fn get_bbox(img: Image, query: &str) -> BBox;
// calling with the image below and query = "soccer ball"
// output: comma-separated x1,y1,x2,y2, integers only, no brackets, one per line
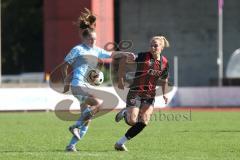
87,69,104,86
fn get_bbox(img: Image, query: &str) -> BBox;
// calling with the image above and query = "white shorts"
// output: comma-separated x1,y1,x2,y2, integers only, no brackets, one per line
71,83,92,104
70,81,104,108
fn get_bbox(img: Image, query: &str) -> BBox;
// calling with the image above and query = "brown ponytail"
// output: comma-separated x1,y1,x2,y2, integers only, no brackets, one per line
76,8,96,30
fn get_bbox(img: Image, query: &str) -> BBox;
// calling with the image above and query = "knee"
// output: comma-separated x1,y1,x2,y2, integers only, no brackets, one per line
128,119,137,126
92,100,103,114
139,114,151,125
96,99,103,107
92,97,103,107
125,114,138,126
86,97,103,107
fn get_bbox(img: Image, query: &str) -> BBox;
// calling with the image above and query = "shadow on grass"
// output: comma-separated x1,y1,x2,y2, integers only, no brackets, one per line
176,130,240,133
0,149,115,153
0,149,63,153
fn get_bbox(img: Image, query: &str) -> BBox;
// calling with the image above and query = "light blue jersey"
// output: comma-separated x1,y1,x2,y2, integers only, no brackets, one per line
64,44,111,86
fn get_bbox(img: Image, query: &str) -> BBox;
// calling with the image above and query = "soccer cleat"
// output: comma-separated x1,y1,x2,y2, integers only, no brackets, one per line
114,143,128,151
115,108,127,122
69,126,81,140
65,145,77,152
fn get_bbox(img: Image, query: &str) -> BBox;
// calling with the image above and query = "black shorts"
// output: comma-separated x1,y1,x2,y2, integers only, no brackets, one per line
126,90,155,108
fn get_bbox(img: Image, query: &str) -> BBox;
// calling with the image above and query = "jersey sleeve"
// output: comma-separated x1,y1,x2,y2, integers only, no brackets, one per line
64,48,80,65
135,52,143,62
98,48,112,58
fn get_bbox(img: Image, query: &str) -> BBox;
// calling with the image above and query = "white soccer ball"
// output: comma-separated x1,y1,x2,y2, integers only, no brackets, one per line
87,69,104,86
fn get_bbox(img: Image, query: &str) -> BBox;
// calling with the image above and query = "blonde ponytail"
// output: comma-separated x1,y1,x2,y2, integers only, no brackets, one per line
151,36,170,48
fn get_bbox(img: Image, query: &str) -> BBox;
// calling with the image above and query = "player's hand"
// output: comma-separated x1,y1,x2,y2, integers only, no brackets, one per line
126,52,135,62
63,84,70,93
118,79,125,90
163,95,168,104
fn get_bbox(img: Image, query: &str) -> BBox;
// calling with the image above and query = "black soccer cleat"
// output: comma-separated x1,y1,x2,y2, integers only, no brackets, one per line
114,143,128,151
115,108,127,122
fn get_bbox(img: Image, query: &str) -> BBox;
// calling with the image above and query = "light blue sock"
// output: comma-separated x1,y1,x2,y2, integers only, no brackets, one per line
69,136,79,146
68,108,92,146
68,126,89,146
80,125,89,138
75,107,93,128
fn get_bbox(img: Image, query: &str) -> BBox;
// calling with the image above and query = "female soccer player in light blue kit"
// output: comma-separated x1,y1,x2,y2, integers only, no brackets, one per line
63,27,112,151
62,9,134,152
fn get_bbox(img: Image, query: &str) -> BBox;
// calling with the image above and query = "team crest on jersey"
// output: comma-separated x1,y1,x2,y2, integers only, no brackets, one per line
147,69,162,76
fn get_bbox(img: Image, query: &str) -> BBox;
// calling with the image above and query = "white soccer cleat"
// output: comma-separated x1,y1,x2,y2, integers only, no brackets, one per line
115,108,127,122
114,143,128,151
69,126,81,140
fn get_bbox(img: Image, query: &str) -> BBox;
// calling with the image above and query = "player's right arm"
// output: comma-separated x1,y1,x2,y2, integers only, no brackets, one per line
158,60,169,104
62,47,79,93
61,62,71,93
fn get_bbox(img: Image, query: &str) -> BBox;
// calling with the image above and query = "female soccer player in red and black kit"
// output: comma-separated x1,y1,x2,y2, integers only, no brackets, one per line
114,36,170,151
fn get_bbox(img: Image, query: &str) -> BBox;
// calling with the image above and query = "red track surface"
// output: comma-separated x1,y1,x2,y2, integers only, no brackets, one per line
156,107,240,112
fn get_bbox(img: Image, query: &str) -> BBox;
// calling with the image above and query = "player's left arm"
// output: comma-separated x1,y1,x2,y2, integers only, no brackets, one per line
62,47,79,93
160,62,169,104
161,78,168,104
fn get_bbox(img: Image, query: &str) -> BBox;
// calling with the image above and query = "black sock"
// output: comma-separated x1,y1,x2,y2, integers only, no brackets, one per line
125,122,146,140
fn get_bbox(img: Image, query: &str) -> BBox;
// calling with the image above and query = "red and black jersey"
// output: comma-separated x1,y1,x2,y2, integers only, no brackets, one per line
129,52,169,97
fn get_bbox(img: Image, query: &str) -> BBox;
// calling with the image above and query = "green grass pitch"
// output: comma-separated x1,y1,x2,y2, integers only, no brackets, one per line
0,110,240,160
